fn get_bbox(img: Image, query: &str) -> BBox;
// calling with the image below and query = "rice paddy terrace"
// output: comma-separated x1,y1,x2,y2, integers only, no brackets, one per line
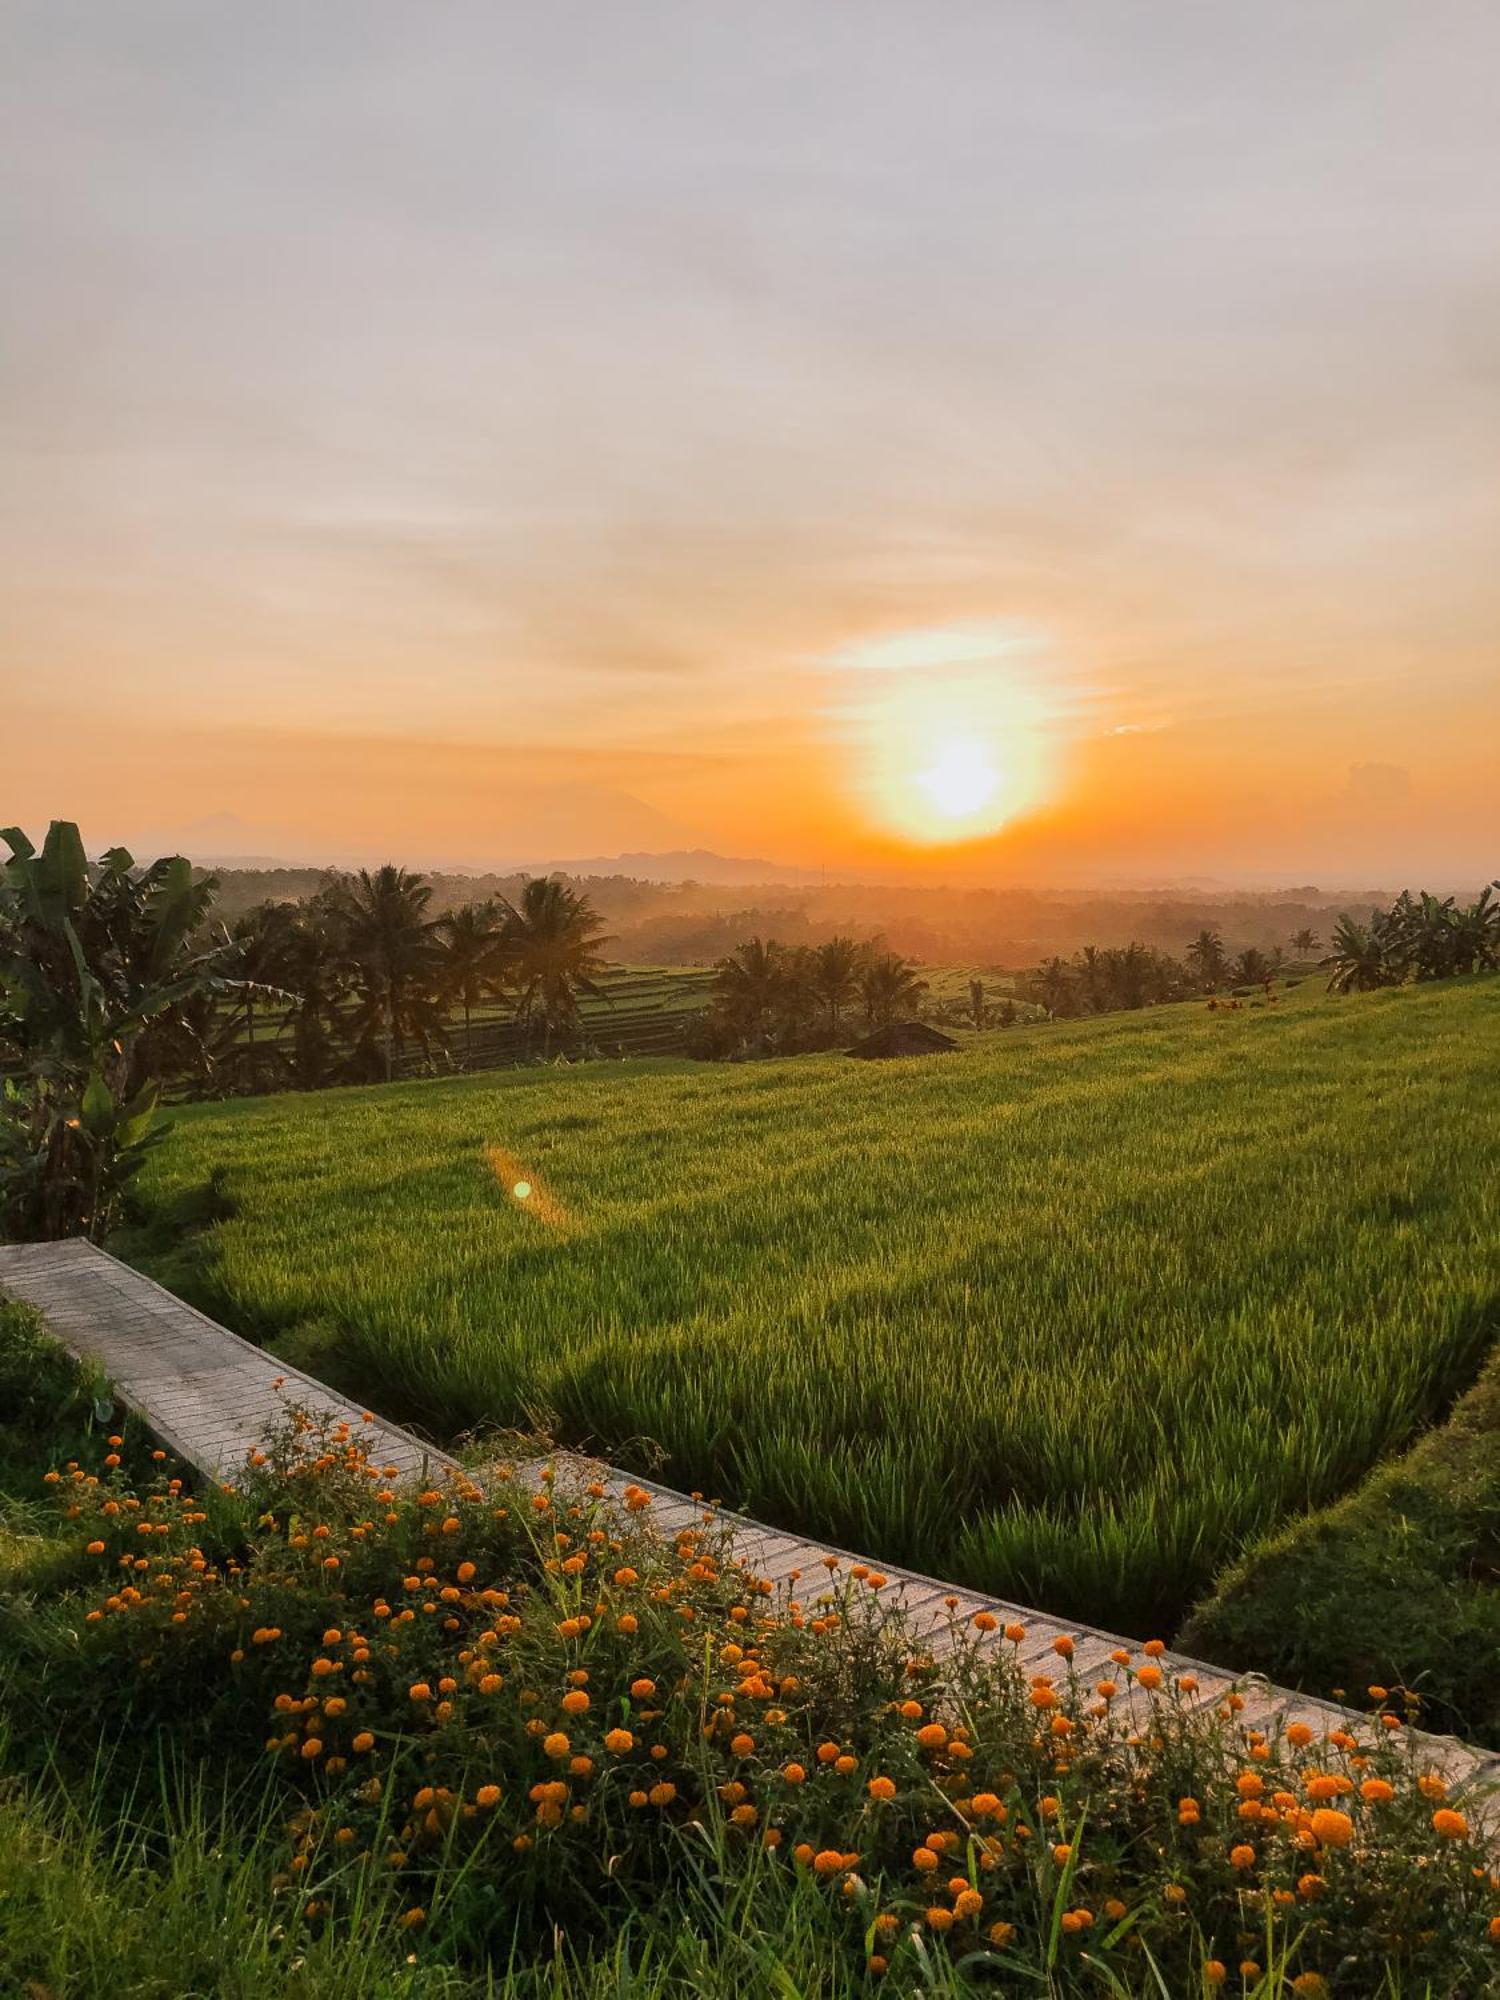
123,976,1500,1639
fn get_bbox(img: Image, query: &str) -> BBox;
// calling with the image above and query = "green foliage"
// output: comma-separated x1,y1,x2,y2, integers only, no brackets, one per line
1180,1345,1500,1749
0,821,238,1240
6,1376,1498,1999
128,979,1500,1636
696,935,929,1055
1324,885,1500,993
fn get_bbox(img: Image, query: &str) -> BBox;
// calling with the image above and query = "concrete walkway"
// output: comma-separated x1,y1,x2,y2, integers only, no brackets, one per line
3,1236,1493,1788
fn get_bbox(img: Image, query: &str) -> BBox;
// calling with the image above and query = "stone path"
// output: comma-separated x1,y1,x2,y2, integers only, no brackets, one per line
3,1237,1494,1790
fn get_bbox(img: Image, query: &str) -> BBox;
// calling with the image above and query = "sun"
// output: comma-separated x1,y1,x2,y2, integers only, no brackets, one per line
822,620,1064,847
914,738,1004,821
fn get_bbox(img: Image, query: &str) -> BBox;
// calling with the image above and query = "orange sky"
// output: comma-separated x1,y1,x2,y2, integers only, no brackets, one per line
3,6,1498,885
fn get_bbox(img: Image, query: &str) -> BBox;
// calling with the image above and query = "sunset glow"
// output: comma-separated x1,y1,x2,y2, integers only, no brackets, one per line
2,8,1498,883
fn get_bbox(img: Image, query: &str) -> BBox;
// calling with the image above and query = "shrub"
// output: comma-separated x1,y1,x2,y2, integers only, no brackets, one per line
12,1399,1500,1997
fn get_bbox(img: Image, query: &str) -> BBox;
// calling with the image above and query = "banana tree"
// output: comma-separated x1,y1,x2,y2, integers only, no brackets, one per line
1,821,239,1240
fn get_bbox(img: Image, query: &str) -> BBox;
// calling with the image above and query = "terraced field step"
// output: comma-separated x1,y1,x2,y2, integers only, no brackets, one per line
3,1238,1493,1795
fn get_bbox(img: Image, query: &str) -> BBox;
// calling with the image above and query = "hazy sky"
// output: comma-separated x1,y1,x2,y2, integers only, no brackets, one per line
3,2,1498,881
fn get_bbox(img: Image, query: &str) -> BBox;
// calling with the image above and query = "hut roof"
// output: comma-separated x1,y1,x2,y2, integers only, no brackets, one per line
844,1020,959,1060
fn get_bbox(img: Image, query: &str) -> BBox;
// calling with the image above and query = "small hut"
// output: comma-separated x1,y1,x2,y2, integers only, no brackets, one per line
845,1020,959,1060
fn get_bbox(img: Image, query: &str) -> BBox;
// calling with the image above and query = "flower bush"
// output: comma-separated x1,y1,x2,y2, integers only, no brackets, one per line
26,1401,1500,1997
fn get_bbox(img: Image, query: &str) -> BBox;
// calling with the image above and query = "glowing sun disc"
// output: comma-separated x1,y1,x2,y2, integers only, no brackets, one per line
914,740,1002,820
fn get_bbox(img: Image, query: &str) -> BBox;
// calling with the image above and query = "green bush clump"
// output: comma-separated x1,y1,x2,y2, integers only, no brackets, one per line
7,1380,1499,2000
1180,1347,1500,1749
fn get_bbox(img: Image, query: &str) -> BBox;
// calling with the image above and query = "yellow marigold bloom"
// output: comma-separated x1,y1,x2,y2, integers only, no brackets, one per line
1432,1808,1469,1840
1360,1778,1395,1804
868,1776,896,1802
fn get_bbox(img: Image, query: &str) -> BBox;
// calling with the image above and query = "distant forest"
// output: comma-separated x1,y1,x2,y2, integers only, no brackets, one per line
206,866,1408,970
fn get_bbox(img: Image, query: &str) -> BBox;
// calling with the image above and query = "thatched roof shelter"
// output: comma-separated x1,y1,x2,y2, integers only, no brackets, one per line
844,1020,959,1060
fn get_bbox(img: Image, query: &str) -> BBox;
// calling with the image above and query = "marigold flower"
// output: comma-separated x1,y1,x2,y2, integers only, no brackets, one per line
630,1678,656,1700
868,1776,896,1801
915,1723,947,1749
1135,1665,1162,1692
1204,1965,1227,1989
782,1763,806,1785
1360,1778,1395,1804
1230,1843,1256,1869
1285,1722,1314,1748
912,1845,939,1872
924,1907,953,1932
543,1732,571,1759
648,1782,676,1807
476,1784,501,1808
561,1690,590,1715
1432,1808,1469,1840
86,1539,106,1555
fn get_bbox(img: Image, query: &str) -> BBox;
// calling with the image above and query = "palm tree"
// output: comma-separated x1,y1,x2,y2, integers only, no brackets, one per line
333,865,446,1081
1233,946,1273,988
500,877,611,1054
1322,911,1397,994
710,936,789,1046
1033,956,1078,1018
1289,927,1320,958
806,936,863,1039
440,900,509,1067
858,951,929,1031
1184,928,1227,990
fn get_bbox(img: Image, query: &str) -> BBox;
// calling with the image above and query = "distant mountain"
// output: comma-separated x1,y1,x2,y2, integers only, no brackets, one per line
521,848,826,886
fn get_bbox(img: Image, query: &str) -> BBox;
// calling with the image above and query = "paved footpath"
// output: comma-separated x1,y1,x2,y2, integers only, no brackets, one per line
3,1237,1494,1791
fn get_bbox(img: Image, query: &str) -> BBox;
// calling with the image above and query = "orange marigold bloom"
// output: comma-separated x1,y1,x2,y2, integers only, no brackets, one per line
476,1784,501,1808
912,1846,939,1872
561,1690,590,1715
924,1907,953,1932
630,1678,656,1700
915,1723,947,1749
1135,1665,1162,1692
782,1763,806,1785
86,1540,106,1556
604,1728,634,1754
543,1732,571,1759
730,1733,755,1757
971,1611,997,1632
1204,1965,1227,1989
1230,1844,1256,1870
1432,1808,1469,1840
1360,1778,1394,1804
868,1776,897,1802
1285,1723,1314,1748
1310,1810,1352,1848
648,1782,676,1807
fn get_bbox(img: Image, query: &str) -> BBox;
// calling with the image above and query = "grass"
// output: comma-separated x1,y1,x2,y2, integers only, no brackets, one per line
121,977,1500,1637
1181,1340,1500,1746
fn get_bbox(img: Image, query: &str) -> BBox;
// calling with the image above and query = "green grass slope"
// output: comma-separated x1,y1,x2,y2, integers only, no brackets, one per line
125,978,1500,1635
1179,1339,1500,1746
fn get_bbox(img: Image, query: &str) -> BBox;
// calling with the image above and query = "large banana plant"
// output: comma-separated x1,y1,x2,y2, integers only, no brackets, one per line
0,821,239,1240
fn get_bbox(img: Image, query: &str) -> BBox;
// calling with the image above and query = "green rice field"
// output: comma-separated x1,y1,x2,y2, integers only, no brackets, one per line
128,977,1500,1635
